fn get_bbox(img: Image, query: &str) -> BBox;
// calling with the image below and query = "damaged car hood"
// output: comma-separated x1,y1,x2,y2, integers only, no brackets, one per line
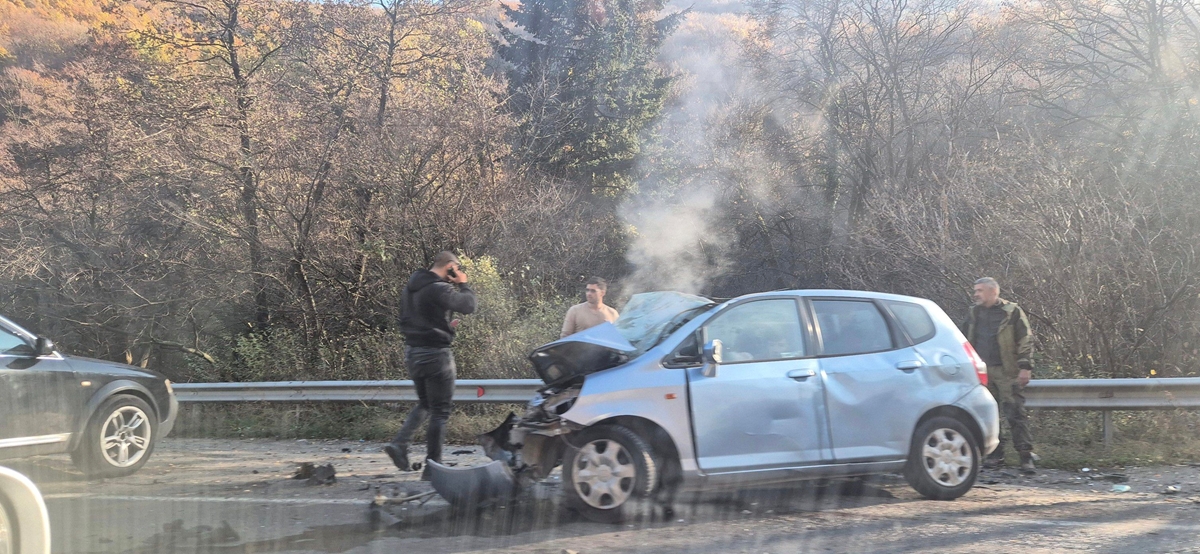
529,292,713,386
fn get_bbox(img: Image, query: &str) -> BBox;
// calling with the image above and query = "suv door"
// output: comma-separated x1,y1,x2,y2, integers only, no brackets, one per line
810,298,928,462
0,324,75,450
684,297,831,473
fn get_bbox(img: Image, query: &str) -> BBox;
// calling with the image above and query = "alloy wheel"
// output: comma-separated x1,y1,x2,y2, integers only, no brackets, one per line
100,406,153,468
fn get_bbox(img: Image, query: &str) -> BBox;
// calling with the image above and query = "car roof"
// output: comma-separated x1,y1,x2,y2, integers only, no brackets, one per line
727,289,939,306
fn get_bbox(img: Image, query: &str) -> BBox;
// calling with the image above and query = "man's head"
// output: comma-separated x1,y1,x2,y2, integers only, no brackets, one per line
973,277,1000,307
585,277,608,307
430,251,461,279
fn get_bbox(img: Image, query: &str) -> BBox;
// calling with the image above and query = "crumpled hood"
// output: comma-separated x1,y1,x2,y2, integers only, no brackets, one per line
529,292,713,386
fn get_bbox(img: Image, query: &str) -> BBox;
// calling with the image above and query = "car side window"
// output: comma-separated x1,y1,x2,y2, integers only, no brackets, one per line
885,301,936,344
0,327,31,356
812,300,893,356
703,299,806,364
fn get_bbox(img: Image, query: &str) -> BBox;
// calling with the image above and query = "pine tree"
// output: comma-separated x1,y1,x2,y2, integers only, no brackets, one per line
498,0,684,195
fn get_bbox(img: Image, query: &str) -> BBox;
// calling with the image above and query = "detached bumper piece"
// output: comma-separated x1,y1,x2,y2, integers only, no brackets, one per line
426,459,519,507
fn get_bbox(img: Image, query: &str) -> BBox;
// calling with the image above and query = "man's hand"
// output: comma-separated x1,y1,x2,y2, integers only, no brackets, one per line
1017,369,1032,387
448,268,468,285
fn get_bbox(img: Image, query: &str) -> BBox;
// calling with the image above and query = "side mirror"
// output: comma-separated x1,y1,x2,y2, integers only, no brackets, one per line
701,339,723,378
34,337,55,357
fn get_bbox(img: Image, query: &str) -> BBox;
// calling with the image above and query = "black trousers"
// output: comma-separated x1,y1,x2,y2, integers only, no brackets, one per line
391,346,456,463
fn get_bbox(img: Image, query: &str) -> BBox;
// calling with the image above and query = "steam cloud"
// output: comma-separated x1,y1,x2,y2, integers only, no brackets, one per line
620,1,754,295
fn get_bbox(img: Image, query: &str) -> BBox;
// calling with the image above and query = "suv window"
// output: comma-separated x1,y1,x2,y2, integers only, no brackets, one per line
885,301,936,344
703,299,805,363
812,300,893,356
0,327,31,356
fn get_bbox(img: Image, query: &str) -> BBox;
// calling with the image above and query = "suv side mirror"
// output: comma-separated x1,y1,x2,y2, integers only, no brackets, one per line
701,339,723,378
34,337,55,357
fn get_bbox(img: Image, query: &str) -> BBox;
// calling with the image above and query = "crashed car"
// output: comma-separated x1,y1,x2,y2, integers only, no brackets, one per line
428,290,1000,522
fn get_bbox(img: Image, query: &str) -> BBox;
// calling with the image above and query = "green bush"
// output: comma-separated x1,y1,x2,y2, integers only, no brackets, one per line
221,255,570,382
451,256,572,379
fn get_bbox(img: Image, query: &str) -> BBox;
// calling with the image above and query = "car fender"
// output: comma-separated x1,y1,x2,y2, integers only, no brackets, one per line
560,363,699,474
0,466,51,554
70,380,161,452
952,384,1001,456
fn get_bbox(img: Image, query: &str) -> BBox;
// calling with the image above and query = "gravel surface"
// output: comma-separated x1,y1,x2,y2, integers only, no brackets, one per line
7,438,1200,553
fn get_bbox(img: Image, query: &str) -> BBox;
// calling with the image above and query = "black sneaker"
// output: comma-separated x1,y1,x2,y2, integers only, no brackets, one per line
420,464,433,482
383,443,411,471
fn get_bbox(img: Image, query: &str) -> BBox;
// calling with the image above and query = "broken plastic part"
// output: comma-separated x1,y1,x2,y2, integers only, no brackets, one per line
427,460,518,506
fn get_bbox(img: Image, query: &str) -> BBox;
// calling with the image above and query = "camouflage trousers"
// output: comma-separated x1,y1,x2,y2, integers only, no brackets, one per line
986,365,1033,456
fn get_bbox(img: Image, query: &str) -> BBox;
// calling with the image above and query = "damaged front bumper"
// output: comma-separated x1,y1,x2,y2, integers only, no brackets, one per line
428,385,582,507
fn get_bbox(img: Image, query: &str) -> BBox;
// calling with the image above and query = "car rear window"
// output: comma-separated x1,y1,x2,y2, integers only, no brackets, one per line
885,301,936,344
812,300,893,356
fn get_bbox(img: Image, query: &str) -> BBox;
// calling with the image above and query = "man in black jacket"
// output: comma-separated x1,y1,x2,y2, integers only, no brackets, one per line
384,251,477,478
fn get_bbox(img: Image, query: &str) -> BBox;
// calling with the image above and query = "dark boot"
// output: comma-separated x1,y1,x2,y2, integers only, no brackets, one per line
1019,451,1037,475
383,443,411,472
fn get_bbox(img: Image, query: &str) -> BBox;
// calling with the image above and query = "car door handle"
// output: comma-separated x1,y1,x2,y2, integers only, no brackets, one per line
786,369,817,381
896,361,923,371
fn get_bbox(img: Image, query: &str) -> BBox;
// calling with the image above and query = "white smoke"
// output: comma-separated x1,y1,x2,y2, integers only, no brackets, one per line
621,3,756,295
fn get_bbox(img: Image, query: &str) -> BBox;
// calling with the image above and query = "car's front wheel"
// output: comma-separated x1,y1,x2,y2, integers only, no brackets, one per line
563,425,657,523
904,416,980,500
71,395,158,478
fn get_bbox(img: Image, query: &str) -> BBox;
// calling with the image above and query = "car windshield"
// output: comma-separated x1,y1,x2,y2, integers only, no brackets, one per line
613,292,716,354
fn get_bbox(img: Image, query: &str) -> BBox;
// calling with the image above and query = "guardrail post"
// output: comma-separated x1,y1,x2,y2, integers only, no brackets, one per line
1102,410,1113,449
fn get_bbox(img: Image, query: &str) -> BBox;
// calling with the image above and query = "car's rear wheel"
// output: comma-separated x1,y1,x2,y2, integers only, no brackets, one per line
71,395,158,479
563,425,657,523
904,416,980,500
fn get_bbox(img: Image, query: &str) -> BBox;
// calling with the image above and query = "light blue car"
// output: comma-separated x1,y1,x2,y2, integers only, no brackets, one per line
429,290,1000,523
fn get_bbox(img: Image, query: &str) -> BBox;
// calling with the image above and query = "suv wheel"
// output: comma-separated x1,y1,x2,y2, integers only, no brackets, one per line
563,425,657,523
903,416,980,500
71,395,158,478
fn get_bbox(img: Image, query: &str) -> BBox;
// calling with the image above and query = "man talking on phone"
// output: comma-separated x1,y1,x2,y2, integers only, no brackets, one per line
385,251,477,479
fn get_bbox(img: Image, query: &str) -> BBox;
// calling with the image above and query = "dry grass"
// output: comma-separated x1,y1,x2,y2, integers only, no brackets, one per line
1024,409,1200,469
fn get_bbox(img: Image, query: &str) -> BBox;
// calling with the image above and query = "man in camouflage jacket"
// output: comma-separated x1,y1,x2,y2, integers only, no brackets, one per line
961,277,1037,474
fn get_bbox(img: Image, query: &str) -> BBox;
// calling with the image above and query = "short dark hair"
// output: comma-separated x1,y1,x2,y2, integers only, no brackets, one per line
431,251,460,269
974,277,999,290
585,276,608,291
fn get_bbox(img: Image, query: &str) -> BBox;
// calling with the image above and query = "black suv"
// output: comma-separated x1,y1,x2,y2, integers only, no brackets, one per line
0,314,177,478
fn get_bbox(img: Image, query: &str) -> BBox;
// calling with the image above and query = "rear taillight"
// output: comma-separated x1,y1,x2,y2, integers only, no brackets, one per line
962,341,988,386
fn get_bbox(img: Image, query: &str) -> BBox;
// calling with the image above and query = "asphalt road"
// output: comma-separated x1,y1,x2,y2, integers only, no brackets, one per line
6,438,1200,553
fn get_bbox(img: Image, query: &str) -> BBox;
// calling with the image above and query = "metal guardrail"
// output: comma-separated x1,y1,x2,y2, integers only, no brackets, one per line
1025,377,1200,446
173,379,543,403
1024,377,1200,410
175,377,1200,447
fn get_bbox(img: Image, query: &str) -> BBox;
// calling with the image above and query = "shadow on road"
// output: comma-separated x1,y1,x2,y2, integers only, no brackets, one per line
0,458,87,486
118,477,907,554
